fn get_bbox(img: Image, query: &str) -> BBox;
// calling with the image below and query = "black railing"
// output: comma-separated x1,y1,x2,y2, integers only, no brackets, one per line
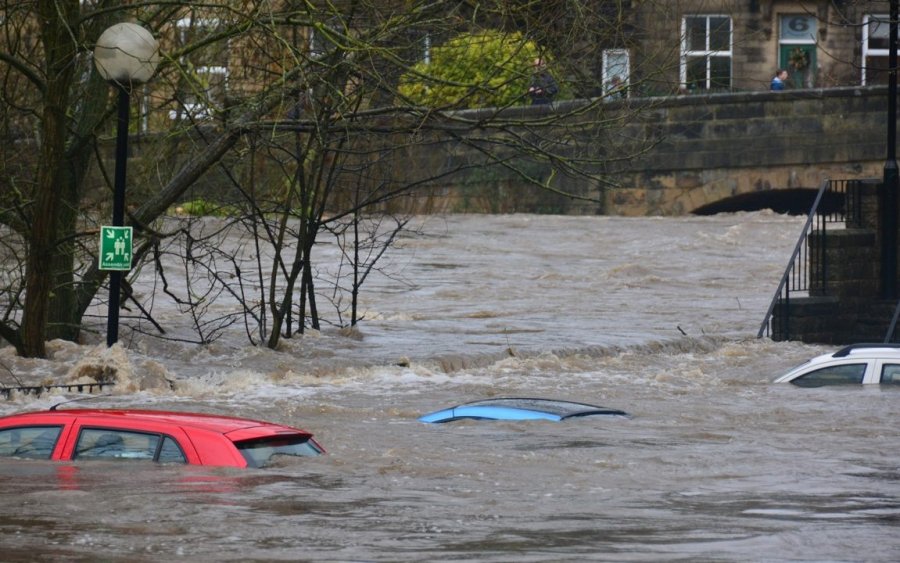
757,179,862,339
0,382,114,401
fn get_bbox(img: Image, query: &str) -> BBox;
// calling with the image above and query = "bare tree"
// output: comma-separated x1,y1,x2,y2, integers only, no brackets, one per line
0,0,670,356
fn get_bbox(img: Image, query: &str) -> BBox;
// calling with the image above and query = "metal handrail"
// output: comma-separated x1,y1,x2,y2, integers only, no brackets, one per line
886,300,900,342
757,179,857,339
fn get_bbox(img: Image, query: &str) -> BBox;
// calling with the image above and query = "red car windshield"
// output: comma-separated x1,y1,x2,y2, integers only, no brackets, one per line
234,436,324,468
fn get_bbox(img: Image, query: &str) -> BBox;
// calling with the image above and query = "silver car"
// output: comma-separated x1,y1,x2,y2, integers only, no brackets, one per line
774,343,900,386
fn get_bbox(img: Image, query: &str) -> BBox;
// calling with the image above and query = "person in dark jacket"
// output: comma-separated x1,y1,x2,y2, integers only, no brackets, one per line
528,58,559,105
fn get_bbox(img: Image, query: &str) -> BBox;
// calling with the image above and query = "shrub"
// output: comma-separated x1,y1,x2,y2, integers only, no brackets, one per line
398,30,550,109
172,199,239,217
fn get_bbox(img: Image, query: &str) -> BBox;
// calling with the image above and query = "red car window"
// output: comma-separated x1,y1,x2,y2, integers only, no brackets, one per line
0,425,63,459
74,428,186,463
158,436,187,463
235,435,324,468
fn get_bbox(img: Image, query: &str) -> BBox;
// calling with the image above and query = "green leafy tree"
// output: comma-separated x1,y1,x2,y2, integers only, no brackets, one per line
398,30,545,109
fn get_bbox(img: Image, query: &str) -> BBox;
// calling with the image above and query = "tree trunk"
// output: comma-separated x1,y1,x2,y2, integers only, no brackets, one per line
46,184,79,342
21,1,79,357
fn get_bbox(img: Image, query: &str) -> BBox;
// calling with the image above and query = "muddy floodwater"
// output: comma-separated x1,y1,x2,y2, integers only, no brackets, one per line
0,213,898,562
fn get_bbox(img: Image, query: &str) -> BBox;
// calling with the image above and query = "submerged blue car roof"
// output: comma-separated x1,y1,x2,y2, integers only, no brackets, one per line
419,398,628,423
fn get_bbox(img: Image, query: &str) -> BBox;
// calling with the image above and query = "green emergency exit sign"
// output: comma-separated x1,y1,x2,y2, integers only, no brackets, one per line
99,226,133,271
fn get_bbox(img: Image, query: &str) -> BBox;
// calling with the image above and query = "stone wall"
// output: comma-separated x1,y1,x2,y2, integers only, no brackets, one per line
412,85,894,216
609,86,891,215
113,85,897,218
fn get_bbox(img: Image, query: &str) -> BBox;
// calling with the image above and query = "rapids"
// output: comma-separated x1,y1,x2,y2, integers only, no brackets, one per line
0,212,897,561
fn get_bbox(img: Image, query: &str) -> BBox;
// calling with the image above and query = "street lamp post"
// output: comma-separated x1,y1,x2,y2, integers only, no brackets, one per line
883,1,900,300
93,23,160,346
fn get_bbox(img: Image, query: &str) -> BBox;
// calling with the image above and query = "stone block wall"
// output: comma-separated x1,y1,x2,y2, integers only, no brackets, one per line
605,87,891,215
401,86,896,216
112,86,898,218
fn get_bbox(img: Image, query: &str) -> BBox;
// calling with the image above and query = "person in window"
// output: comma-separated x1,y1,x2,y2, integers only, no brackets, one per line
770,69,788,91
607,75,626,99
528,58,559,105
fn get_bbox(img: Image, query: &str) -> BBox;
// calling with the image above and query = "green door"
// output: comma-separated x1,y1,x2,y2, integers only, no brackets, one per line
779,44,816,89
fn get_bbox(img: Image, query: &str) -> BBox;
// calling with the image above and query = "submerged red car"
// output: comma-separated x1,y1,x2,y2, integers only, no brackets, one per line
0,408,324,468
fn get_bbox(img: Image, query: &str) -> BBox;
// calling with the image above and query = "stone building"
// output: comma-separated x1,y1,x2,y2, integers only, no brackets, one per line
620,1,896,96
154,1,898,126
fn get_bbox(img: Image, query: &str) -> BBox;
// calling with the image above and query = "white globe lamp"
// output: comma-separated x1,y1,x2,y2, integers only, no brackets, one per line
93,23,160,85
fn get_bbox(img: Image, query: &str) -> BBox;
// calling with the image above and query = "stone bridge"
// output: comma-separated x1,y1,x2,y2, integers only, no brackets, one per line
417,85,893,216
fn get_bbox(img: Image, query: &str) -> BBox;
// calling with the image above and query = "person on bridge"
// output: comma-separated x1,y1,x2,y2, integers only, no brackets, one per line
770,69,788,91
528,58,559,105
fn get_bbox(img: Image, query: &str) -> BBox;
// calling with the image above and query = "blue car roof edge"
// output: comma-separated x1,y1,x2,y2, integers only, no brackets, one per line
418,408,458,423
460,397,602,407
832,342,900,357
560,409,629,419
418,399,631,423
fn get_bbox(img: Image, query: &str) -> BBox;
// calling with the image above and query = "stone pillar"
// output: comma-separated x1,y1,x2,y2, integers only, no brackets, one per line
852,179,880,230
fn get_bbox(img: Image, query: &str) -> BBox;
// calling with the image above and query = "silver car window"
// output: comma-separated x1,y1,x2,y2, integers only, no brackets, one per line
880,363,900,384
792,363,866,387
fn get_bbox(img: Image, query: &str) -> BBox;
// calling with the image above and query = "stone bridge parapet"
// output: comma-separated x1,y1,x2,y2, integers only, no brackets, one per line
416,86,892,216
112,86,894,218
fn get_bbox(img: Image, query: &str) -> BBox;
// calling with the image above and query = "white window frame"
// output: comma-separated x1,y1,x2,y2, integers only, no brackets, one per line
680,15,733,91
422,33,432,65
309,28,327,59
602,49,630,98
139,84,152,132
862,14,897,86
309,22,341,59
170,16,229,121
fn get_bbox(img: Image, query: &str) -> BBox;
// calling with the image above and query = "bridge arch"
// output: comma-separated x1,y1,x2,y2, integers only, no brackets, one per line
604,86,887,215
690,187,845,216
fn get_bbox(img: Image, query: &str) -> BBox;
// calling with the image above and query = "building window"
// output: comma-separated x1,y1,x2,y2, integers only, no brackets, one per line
309,28,328,59
170,16,229,121
400,30,432,64
863,14,897,85
422,33,432,65
138,85,152,132
681,15,732,92
309,19,343,59
602,49,629,99
780,14,817,43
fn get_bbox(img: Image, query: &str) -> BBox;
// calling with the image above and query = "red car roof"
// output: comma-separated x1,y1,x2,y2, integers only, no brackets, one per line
6,408,308,436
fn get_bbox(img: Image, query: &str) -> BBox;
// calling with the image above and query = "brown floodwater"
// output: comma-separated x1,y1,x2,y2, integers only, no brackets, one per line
1,213,897,561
